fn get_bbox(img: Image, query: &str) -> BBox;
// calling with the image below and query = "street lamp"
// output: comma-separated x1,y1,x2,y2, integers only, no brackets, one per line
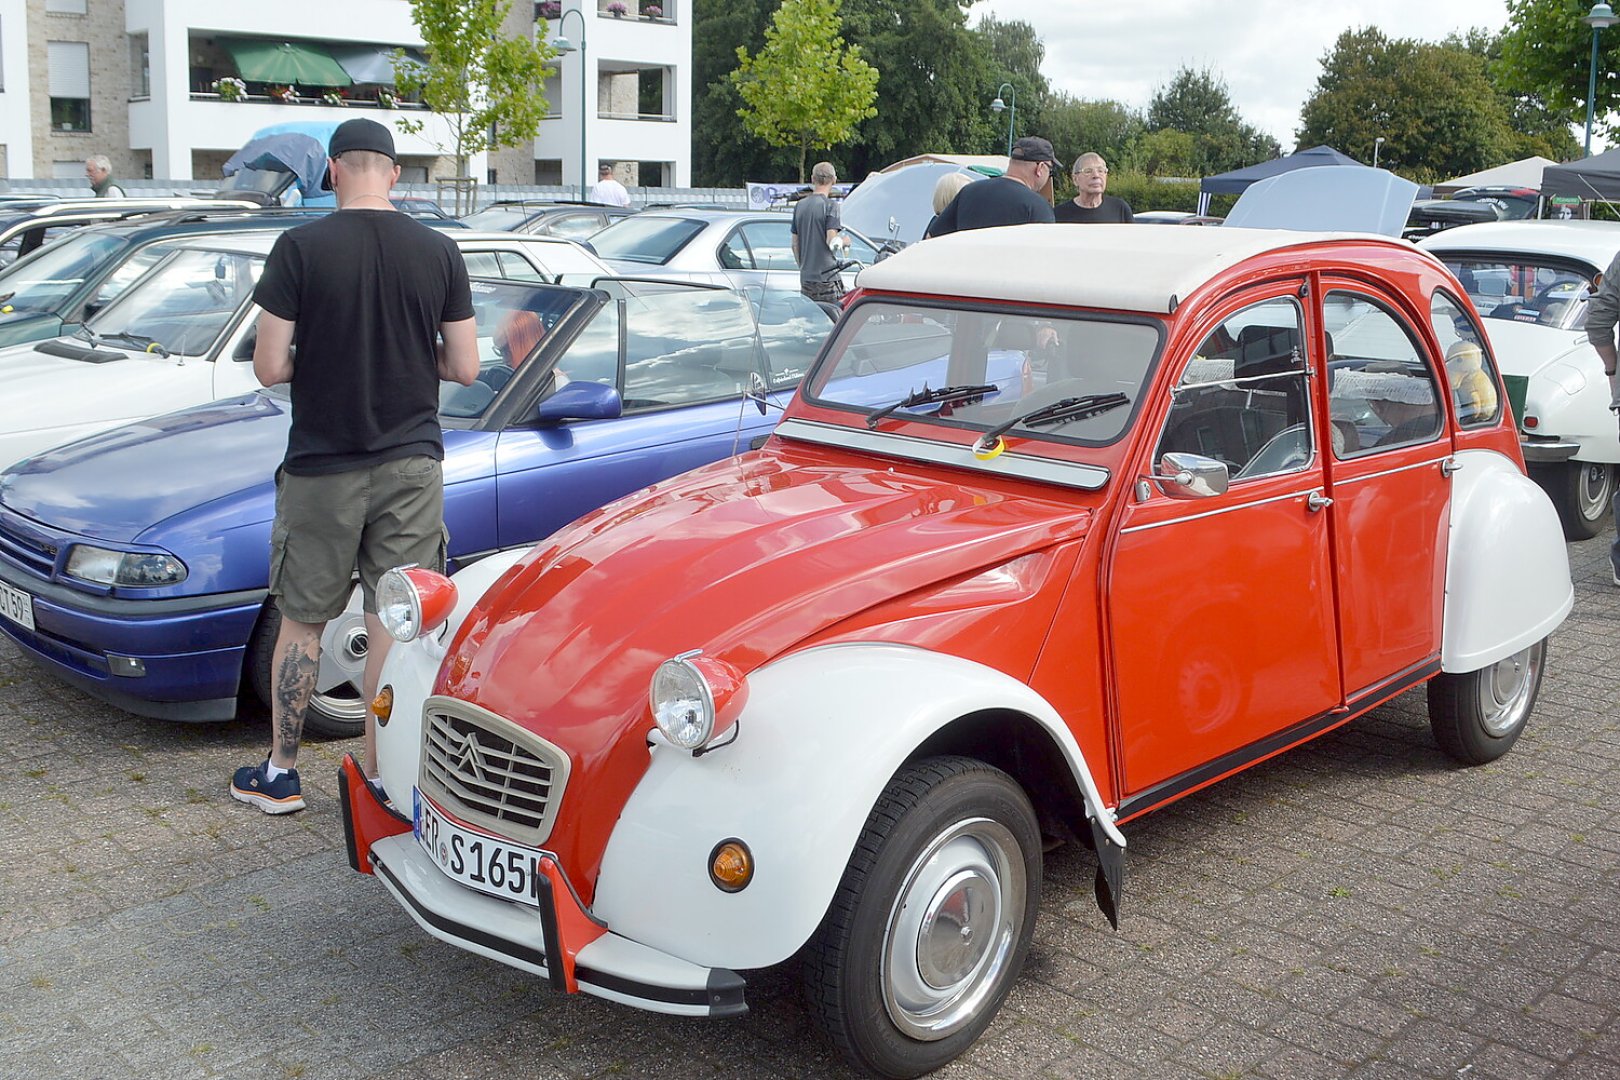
990,82,1016,158
1373,136,1385,169
1585,3,1618,157
552,6,589,200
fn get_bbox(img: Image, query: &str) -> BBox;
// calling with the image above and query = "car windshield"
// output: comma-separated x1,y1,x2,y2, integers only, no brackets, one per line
0,230,128,313
588,216,706,264
461,205,535,232
807,301,1161,446
437,280,588,420
1437,256,1595,330
85,246,264,357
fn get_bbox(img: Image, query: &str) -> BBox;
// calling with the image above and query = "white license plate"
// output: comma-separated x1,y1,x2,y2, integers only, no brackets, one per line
414,790,542,908
0,579,34,632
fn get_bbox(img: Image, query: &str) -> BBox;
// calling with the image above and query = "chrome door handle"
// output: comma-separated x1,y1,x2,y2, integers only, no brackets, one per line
1440,457,1461,477
1306,491,1333,512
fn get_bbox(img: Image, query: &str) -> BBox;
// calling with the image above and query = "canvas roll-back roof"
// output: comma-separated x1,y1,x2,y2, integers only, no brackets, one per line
856,223,1406,315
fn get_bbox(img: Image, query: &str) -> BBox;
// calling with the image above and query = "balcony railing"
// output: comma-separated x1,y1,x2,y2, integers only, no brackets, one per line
542,110,676,122
187,93,429,110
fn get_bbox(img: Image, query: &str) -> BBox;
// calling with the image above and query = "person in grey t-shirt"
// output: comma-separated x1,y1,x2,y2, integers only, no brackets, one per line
792,161,845,303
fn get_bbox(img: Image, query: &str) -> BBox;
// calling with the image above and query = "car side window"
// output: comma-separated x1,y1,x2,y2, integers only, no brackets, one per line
1429,290,1501,428
1324,291,1445,455
622,289,761,410
554,297,621,389
753,289,834,388
546,213,605,241
462,251,505,279
495,251,548,283
717,228,754,271
1156,296,1314,480
738,222,796,271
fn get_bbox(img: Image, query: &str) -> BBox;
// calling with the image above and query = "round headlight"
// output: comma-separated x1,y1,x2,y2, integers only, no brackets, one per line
65,544,187,587
376,566,457,643
650,654,714,750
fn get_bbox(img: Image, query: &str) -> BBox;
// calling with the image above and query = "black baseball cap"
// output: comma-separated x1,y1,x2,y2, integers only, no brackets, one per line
321,118,397,189
1009,136,1057,164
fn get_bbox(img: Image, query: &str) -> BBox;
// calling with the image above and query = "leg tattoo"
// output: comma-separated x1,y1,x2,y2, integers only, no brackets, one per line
273,637,320,765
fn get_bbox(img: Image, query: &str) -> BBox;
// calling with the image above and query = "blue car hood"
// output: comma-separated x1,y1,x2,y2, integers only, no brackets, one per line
0,391,289,543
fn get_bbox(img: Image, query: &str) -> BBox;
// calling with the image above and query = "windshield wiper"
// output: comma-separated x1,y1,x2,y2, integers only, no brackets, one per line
86,329,171,358
865,383,999,429
973,393,1131,450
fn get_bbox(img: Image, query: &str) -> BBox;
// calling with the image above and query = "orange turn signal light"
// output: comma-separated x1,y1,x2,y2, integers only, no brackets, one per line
371,685,394,726
709,838,753,892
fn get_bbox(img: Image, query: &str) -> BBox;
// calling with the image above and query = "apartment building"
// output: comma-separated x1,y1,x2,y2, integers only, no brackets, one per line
0,0,689,189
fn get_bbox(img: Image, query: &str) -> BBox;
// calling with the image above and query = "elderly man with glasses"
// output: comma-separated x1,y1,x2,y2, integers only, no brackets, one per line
928,136,1057,236
1056,153,1134,224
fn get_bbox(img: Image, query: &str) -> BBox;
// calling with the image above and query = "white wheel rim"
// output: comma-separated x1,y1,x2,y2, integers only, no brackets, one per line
1478,642,1541,737
880,817,1026,1041
1577,463,1612,521
312,608,369,721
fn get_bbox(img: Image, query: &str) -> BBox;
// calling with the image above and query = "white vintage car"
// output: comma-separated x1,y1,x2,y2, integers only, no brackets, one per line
0,229,612,470
1420,220,1620,538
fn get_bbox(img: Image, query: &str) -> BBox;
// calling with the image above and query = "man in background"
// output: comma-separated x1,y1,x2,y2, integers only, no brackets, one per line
928,136,1057,235
792,160,845,303
85,155,125,198
1056,153,1134,223
588,163,632,207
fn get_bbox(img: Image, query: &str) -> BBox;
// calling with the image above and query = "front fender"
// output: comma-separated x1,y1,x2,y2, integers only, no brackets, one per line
374,547,533,798
1442,449,1572,672
591,642,1120,972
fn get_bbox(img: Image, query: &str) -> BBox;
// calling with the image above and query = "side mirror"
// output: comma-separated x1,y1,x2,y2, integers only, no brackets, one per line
232,330,257,362
534,379,622,423
1150,452,1229,499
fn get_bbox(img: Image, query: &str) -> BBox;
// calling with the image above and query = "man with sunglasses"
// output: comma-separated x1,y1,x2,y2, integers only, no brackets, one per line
1056,153,1134,224
928,135,1057,236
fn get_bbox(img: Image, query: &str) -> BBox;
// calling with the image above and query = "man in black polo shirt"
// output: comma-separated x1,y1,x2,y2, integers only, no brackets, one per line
230,118,479,815
928,136,1057,235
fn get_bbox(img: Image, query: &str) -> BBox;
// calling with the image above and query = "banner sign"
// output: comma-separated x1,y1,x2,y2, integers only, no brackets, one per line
747,181,855,207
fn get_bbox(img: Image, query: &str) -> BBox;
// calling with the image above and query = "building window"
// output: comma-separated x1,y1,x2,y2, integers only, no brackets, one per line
130,33,150,99
46,0,88,14
49,41,92,132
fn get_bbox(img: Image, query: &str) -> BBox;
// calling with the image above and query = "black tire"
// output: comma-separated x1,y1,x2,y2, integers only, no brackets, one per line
1427,637,1547,765
802,756,1041,1079
246,600,368,739
1533,461,1612,541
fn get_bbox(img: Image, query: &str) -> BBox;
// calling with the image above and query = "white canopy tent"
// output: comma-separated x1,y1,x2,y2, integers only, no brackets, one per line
1434,156,1557,196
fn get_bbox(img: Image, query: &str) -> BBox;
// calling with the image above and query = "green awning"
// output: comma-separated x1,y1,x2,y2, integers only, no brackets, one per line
223,40,352,87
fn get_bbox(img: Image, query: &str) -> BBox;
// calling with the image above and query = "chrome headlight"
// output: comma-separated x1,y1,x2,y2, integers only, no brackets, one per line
650,653,715,750
649,650,749,752
376,565,458,643
65,545,187,587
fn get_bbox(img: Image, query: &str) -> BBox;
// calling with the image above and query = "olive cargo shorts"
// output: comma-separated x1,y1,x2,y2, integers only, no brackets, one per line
269,455,447,624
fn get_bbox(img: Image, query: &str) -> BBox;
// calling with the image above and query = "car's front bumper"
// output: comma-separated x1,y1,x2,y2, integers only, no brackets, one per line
338,755,747,1019
0,554,264,719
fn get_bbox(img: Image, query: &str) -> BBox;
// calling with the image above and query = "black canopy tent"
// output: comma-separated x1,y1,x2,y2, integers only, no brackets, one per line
1539,150,1620,204
1197,145,1365,214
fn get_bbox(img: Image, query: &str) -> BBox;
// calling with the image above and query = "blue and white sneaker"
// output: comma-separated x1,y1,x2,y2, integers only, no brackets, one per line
230,761,306,815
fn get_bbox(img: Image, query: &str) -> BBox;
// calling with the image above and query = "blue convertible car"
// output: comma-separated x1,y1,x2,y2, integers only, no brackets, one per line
0,276,833,734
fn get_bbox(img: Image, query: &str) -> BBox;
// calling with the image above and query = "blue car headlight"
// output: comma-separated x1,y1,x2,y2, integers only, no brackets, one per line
64,544,188,587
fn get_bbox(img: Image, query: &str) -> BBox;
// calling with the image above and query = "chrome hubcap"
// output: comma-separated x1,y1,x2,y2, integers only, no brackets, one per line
882,818,1025,1041
1479,641,1541,737
313,602,369,720
1577,463,1612,521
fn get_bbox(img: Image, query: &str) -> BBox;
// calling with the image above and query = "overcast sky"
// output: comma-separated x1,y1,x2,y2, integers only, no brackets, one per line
969,0,1515,152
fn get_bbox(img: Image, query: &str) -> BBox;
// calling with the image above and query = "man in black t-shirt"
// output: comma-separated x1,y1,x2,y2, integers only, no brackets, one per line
929,136,1057,236
1055,152,1134,224
230,118,479,816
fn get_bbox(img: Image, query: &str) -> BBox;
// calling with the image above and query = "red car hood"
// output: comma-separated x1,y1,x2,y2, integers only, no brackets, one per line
434,440,1094,888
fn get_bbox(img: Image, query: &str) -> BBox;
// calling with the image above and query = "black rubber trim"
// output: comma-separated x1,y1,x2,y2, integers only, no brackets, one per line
1117,656,1441,821
573,964,748,1013
0,555,267,616
534,872,568,993
339,768,361,873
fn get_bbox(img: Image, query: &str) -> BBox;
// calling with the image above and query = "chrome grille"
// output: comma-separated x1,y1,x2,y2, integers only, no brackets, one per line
418,696,570,847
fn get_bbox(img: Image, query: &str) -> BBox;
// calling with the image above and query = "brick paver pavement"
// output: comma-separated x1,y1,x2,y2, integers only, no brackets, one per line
1,534,1617,1080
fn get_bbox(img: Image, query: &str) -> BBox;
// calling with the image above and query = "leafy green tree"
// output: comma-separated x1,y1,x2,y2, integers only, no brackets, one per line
837,0,997,175
1498,0,1620,147
731,0,880,181
1297,28,1519,181
1146,66,1280,174
1130,128,1201,177
1453,29,1581,162
693,0,789,186
1042,95,1144,170
976,14,1050,143
393,0,556,188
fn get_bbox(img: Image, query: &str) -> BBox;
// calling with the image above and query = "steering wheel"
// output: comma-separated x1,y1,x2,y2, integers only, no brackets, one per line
1235,423,1311,480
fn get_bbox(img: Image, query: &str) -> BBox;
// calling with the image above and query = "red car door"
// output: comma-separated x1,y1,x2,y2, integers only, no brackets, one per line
1107,287,1343,812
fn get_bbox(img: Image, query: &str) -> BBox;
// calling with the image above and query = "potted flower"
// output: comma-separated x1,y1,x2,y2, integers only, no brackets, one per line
212,76,247,102
607,1,627,15
321,89,346,107
538,0,561,17
377,88,398,109
269,84,301,104
643,3,662,16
